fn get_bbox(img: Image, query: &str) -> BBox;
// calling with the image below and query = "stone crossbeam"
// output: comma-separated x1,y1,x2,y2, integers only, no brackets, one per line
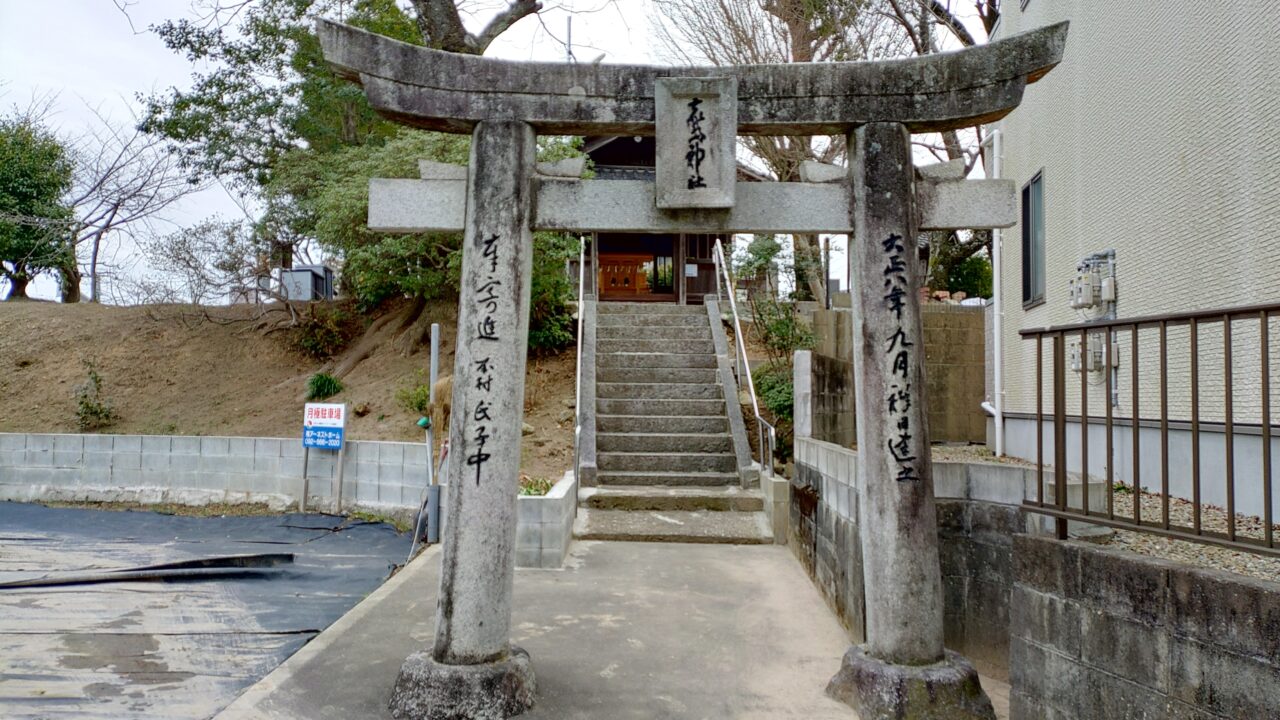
318,20,1067,136
368,177,1016,235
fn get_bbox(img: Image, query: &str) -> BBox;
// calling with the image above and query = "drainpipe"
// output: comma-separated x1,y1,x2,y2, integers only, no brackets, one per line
982,128,1006,457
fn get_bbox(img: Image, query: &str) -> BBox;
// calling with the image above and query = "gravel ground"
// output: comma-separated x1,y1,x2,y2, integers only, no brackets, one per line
1090,487,1280,583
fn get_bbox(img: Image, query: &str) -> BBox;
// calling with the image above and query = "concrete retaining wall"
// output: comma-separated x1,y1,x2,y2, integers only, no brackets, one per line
790,437,1026,678
791,436,1280,713
1011,534,1280,719
0,432,574,569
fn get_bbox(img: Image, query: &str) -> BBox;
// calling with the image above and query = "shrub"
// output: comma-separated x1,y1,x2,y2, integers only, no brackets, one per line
396,370,432,415
527,232,579,354
752,363,795,423
74,359,117,431
519,474,555,496
749,297,815,367
306,372,344,400
291,306,356,360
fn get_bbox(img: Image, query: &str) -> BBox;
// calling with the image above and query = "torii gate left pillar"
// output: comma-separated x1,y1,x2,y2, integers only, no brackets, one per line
388,121,539,719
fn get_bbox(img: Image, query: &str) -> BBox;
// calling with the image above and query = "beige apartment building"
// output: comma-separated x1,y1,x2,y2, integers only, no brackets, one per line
987,0,1280,516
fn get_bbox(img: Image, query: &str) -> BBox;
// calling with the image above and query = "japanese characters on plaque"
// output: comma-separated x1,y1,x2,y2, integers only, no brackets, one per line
466,233,502,485
685,98,708,189
654,77,737,209
881,233,919,483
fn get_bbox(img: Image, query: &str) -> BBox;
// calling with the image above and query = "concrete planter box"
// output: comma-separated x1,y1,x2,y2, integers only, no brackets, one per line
515,470,577,569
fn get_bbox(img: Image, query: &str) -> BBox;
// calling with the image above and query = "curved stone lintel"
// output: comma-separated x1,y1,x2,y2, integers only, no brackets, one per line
318,20,1068,135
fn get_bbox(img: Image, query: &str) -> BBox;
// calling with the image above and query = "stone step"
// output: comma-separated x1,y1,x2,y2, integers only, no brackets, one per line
598,338,715,354
597,398,725,416
598,303,705,315
596,382,723,400
596,324,711,340
596,432,733,454
599,451,736,473
597,314,708,328
596,415,728,434
597,470,738,487
573,508,772,544
597,367,720,384
580,486,764,512
598,352,717,369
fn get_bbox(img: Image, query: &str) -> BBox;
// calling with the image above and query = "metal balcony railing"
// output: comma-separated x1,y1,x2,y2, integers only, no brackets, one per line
1020,302,1278,557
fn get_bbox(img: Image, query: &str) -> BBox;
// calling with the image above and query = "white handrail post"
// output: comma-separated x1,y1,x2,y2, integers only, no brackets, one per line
573,234,586,485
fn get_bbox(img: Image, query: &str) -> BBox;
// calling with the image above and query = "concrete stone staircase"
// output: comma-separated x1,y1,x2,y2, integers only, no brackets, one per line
575,302,771,544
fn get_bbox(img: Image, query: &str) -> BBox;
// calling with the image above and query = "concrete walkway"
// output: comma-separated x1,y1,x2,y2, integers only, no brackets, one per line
220,541,1009,719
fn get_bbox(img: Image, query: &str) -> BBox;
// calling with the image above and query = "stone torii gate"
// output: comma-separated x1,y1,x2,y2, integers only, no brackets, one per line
320,20,1066,720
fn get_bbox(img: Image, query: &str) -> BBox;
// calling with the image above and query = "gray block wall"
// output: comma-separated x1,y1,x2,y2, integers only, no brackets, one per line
1011,534,1280,719
0,432,429,513
0,432,575,568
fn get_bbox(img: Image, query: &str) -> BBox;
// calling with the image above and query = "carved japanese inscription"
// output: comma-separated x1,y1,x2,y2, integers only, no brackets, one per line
654,77,737,209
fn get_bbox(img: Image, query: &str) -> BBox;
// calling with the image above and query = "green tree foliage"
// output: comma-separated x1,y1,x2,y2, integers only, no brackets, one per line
142,0,419,190
0,112,73,299
948,253,993,299
143,1,579,353
528,232,580,353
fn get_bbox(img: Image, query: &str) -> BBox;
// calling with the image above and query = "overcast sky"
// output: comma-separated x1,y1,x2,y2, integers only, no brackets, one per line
1,1,865,301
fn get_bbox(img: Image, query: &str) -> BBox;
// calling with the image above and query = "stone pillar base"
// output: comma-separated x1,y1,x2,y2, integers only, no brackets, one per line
825,645,995,720
389,646,535,720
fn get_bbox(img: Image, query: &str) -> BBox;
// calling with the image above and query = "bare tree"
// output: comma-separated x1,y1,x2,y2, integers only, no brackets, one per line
55,104,208,303
653,0,903,301
656,0,1002,295
878,0,1000,291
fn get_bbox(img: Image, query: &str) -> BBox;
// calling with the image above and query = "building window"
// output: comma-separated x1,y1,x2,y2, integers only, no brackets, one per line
1021,172,1045,307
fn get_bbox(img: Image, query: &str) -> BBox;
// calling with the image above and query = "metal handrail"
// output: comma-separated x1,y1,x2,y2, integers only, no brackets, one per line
712,239,777,474
572,235,586,487
1020,302,1277,557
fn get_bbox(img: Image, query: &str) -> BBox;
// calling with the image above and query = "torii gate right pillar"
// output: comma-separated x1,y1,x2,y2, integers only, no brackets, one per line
826,122,995,719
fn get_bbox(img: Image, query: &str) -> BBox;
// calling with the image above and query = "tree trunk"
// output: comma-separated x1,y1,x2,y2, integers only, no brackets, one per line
792,233,826,301
89,234,102,303
5,274,30,300
60,262,82,304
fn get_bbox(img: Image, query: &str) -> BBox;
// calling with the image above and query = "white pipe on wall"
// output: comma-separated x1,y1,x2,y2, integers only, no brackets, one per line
984,128,1006,457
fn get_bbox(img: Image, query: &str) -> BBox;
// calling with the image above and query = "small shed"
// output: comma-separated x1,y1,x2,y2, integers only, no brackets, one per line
281,265,336,302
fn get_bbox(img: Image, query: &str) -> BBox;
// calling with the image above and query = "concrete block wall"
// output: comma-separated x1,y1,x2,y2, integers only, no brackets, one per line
1011,535,1280,719
0,432,574,568
806,304,987,447
515,471,577,569
0,432,429,515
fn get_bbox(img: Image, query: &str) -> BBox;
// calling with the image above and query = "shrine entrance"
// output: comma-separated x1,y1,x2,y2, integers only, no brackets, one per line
592,232,724,304
597,234,674,302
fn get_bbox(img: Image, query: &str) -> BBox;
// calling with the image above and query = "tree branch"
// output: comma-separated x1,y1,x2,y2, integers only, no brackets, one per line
473,1,543,53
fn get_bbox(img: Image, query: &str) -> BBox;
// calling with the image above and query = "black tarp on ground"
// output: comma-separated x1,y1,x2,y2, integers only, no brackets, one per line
0,502,411,719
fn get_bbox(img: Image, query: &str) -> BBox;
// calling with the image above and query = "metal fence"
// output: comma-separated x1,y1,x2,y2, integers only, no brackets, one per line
1019,302,1277,557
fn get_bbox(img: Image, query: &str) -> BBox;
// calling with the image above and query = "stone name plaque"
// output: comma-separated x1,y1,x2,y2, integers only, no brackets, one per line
654,77,737,209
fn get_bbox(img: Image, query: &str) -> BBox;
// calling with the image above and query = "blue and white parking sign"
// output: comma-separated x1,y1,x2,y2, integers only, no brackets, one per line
303,426,345,449
303,403,347,450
